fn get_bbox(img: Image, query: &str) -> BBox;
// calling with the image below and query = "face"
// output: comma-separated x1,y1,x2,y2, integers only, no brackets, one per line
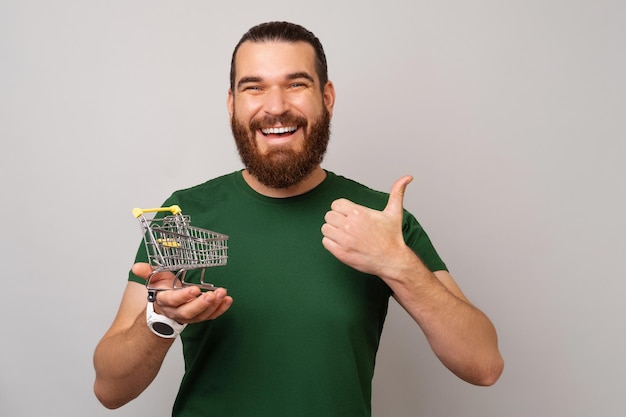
228,41,335,189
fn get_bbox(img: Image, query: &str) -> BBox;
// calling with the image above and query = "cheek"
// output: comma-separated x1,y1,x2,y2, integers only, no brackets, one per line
235,95,265,116
232,99,253,122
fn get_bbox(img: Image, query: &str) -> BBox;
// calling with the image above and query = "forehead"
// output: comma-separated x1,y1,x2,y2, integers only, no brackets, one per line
234,40,318,82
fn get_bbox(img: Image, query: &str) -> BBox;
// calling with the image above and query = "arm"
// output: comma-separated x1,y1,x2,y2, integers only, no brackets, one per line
93,264,233,409
321,176,504,386
385,253,503,386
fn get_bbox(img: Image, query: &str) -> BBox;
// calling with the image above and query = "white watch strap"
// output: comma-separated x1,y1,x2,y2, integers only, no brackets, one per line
146,302,187,338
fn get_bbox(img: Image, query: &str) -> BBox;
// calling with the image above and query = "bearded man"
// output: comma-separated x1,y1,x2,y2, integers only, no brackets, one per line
94,21,503,417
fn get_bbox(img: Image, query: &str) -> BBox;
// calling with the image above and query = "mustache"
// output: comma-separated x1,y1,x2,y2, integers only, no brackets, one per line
249,113,308,130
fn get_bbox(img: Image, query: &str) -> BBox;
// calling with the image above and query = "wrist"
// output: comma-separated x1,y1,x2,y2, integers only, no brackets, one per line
379,245,425,283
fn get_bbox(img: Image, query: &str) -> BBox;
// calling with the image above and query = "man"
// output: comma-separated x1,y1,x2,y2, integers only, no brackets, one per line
94,21,503,416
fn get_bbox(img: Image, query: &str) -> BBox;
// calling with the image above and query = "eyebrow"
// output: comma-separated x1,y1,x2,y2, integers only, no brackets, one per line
286,72,315,83
237,76,262,90
236,72,315,90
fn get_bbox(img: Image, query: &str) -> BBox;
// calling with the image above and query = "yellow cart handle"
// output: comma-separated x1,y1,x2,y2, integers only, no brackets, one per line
132,205,182,218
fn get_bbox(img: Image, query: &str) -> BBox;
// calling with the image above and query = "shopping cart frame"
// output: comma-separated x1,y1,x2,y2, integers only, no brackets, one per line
132,205,229,302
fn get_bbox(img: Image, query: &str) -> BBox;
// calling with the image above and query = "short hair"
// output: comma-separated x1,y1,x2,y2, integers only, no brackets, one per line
229,21,328,92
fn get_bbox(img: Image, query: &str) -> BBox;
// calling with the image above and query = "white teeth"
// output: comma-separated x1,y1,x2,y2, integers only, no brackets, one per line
261,126,297,135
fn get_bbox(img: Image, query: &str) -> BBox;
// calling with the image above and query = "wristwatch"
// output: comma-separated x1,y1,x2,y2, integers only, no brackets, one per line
146,302,187,338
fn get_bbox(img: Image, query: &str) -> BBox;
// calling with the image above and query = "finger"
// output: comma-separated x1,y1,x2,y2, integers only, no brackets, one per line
155,287,214,319
323,209,345,228
384,175,413,216
202,287,228,303
156,285,201,308
321,235,340,253
329,198,357,216
131,262,153,279
203,291,234,319
320,222,341,245
178,289,232,321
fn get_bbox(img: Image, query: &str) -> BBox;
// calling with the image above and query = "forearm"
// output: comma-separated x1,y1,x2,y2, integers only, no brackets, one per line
93,309,175,409
382,249,504,386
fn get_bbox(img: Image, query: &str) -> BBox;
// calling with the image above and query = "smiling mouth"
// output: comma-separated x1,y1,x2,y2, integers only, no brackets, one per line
260,126,298,136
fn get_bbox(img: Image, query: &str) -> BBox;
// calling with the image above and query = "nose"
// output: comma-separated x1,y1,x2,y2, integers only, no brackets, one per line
263,87,289,115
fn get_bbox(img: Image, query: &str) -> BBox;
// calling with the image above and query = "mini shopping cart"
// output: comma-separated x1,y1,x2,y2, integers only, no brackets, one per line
132,205,229,302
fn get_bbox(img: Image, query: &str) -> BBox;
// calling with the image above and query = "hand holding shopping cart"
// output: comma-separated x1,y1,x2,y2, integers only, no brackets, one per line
133,205,229,303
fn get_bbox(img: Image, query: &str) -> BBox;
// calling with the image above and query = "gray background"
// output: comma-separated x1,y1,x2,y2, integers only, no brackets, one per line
2,1,624,416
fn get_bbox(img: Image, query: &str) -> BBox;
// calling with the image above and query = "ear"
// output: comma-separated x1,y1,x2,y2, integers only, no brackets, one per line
323,81,336,117
227,89,234,118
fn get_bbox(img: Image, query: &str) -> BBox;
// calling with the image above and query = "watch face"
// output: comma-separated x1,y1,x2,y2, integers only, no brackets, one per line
151,322,175,336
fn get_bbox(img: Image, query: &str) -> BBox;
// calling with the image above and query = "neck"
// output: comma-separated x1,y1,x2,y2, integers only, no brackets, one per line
242,166,327,198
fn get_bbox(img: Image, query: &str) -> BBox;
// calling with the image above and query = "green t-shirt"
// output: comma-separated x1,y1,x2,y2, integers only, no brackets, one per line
130,170,447,417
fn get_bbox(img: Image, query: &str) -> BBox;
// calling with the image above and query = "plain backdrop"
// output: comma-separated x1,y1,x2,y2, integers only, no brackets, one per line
1,1,624,416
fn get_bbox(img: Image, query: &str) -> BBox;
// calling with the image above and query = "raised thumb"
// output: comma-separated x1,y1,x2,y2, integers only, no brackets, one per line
384,175,413,215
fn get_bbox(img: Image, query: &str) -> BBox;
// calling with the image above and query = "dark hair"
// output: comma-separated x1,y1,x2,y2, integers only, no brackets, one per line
229,21,328,92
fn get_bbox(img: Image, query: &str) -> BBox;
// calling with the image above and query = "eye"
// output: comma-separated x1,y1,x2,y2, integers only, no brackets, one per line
288,81,309,90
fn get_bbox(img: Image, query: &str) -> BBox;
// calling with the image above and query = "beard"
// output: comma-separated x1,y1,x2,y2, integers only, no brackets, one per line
231,107,331,189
